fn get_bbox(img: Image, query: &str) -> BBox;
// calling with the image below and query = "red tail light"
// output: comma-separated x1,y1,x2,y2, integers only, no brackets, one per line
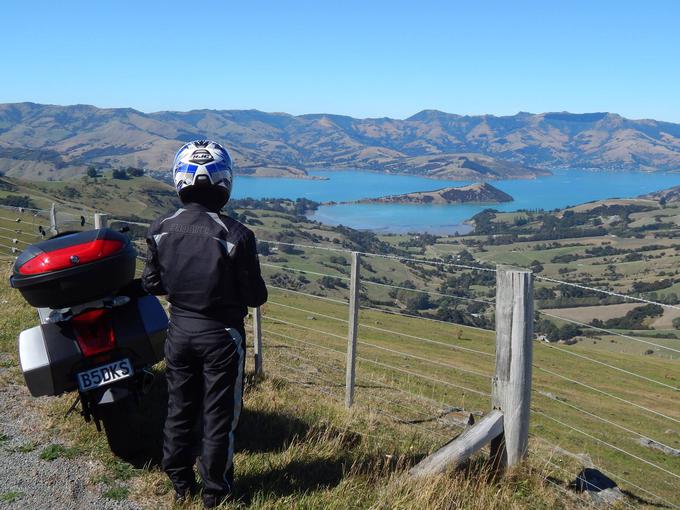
72,309,116,357
18,239,123,275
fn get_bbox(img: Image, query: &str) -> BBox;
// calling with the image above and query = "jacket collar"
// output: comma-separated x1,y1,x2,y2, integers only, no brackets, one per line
182,202,218,213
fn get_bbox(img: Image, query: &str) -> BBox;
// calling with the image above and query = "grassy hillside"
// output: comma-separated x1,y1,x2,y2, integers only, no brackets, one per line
0,264,596,510
1,178,679,507
122,199,680,507
0,173,178,220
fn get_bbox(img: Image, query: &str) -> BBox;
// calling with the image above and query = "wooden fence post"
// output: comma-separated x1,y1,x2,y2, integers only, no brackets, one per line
490,267,534,469
94,213,109,229
50,203,58,235
409,410,504,477
345,251,361,408
253,306,263,375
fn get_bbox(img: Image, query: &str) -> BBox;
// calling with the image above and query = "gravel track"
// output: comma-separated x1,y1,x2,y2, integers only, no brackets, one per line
0,367,140,510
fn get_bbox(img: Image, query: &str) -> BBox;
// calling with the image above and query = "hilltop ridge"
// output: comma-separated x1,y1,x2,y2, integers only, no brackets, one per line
351,182,513,205
3,103,680,181
641,185,680,203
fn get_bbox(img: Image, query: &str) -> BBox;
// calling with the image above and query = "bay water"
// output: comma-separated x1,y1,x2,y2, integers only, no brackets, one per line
231,169,680,234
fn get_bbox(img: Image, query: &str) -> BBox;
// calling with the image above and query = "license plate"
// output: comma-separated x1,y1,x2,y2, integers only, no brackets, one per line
76,358,134,392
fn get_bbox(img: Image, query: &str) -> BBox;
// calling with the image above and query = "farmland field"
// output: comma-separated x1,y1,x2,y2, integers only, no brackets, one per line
0,174,679,507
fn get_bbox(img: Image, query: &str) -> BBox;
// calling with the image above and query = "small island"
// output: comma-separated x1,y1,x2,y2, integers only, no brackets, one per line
348,182,513,205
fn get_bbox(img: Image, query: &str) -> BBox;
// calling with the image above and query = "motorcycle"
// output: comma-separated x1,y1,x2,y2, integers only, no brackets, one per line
9,227,167,456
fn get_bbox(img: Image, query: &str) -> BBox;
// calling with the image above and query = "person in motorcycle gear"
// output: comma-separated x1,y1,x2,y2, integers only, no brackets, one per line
142,140,267,508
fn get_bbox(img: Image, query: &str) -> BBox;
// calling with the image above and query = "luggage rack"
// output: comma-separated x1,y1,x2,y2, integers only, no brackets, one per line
37,295,132,324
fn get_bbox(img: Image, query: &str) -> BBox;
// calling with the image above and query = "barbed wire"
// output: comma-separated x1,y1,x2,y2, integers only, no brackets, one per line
533,409,680,481
258,238,349,254
259,234,680,317
362,278,495,306
257,238,498,273
263,327,479,417
267,342,346,377
356,355,492,398
266,299,494,375
263,314,347,341
266,358,343,389
0,243,20,254
359,393,455,442
358,250,498,273
357,337,491,379
541,476,596,509
267,300,349,323
357,388,452,427
536,274,680,311
533,363,680,426
268,283,495,326
531,434,680,510
540,458,636,510
354,366,473,419
261,262,351,281
534,339,679,392
532,388,677,457
0,204,49,215
0,225,37,236
538,309,680,355
358,320,496,358
266,360,452,447
0,234,30,246
0,215,28,223
267,284,349,305
359,304,495,334
261,328,346,359
262,313,491,396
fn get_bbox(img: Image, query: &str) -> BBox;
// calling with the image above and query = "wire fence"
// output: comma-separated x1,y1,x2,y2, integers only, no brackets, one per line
2,204,678,506
247,237,680,507
0,203,95,257
57,222,680,505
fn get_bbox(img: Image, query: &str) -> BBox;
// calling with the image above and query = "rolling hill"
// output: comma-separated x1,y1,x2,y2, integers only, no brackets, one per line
2,103,680,182
641,185,680,203
352,182,513,204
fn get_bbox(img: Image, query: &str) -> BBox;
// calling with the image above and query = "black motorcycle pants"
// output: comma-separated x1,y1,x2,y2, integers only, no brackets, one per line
162,319,246,498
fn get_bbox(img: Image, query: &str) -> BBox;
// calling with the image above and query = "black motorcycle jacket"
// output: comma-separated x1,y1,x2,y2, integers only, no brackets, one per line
141,202,268,324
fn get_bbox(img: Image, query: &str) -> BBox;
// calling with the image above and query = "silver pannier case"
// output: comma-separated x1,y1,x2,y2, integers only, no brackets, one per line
19,295,167,397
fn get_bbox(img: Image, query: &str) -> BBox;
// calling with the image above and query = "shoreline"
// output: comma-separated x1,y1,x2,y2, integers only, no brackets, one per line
237,167,680,235
305,167,550,181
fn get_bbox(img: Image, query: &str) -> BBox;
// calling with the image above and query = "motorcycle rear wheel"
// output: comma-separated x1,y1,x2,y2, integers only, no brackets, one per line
98,398,137,459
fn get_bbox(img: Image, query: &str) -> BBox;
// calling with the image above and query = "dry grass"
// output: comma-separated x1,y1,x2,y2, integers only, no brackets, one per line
29,369,606,510
113,375,604,510
0,261,648,509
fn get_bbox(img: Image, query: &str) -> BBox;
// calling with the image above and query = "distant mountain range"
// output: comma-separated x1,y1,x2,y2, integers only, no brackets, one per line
1,102,680,181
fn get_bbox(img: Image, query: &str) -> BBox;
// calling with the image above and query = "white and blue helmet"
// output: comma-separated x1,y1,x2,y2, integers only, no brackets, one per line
172,140,233,201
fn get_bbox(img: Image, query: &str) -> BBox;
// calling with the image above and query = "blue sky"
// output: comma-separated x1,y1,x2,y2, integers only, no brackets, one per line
2,0,679,121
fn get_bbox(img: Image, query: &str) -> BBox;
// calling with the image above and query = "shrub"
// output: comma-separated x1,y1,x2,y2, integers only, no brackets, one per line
0,195,35,208
112,169,129,180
